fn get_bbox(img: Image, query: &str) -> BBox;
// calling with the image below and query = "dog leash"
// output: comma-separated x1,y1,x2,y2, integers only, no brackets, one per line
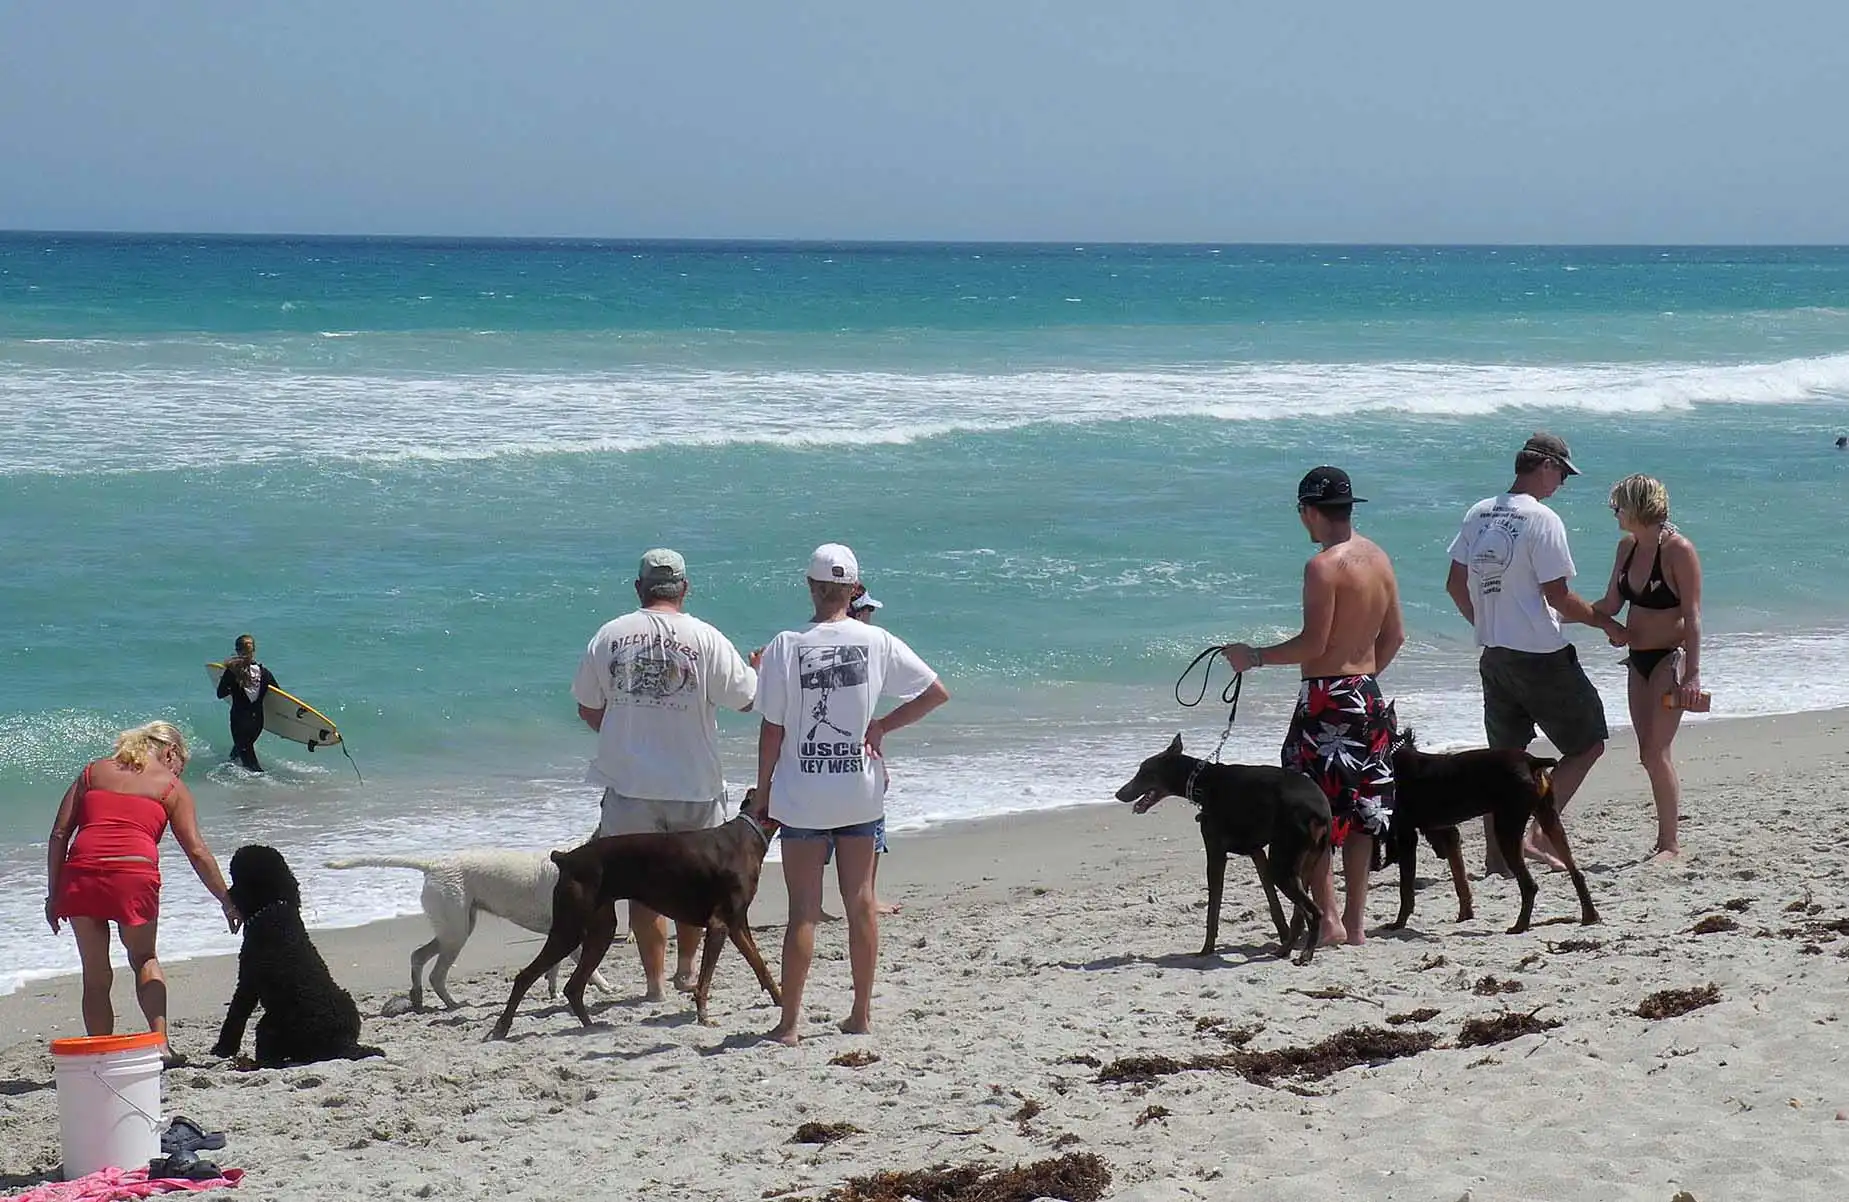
1175,646,1244,802
1175,644,1241,710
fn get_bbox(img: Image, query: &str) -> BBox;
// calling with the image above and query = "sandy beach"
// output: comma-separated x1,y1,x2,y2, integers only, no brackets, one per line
4,708,1847,1201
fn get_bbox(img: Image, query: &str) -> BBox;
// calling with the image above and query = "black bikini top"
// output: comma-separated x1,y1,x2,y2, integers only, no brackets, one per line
1618,538,1681,610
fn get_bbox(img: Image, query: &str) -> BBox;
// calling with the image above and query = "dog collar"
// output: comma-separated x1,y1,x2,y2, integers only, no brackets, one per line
243,900,291,924
1182,758,1208,806
739,812,773,848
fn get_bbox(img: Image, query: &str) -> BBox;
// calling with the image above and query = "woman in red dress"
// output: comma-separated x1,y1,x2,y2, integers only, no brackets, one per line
46,721,241,1066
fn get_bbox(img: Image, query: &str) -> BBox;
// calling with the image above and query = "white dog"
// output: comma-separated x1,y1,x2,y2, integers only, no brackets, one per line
325,850,618,1010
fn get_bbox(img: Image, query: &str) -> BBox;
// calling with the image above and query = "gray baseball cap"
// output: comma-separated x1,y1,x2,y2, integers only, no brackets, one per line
637,548,687,585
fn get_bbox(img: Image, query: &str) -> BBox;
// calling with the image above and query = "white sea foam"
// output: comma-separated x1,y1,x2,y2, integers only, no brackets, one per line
3,354,1848,474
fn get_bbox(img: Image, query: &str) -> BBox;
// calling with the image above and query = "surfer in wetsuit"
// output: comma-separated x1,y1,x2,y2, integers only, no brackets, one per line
216,634,277,772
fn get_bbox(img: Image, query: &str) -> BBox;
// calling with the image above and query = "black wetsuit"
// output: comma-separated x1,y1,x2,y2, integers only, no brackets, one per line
217,661,277,772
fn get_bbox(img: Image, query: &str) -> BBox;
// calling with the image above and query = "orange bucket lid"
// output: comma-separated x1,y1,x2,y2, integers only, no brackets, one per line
50,1031,166,1056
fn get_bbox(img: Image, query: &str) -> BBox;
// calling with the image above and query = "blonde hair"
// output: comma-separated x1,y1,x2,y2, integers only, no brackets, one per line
113,721,189,771
1609,474,1670,525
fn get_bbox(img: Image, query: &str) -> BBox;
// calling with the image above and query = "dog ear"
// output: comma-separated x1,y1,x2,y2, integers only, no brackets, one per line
1167,732,1183,754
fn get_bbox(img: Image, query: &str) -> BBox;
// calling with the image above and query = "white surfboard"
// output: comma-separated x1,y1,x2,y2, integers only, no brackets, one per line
206,663,343,749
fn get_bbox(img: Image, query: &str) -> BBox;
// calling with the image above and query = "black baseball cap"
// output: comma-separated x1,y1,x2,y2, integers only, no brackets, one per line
1297,466,1367,507
1521,432,1580,476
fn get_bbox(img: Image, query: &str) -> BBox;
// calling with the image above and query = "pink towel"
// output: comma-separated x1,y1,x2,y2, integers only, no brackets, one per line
4,1166,244,1202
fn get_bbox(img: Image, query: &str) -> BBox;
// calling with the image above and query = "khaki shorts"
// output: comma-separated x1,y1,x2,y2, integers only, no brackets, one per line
597,790,729,838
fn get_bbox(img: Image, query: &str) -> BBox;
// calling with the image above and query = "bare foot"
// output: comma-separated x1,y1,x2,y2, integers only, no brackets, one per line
1521,834,1567,872
642,983,665,1002
1646,846,1680,864
671,971,697,994
1318,922,1347,947
765,1024,800,1047
1344,929,1367,947
819,910,843,923
838,1013,871,1035
876,900,902,916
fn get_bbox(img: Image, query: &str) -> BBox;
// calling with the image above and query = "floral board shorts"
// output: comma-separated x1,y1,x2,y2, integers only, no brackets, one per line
1280,674,1397,853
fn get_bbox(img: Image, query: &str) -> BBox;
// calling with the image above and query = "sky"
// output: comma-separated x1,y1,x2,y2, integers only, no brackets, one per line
2,1,1846,242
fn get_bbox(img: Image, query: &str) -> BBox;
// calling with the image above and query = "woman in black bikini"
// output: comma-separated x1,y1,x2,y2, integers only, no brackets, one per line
1592,474,1704,860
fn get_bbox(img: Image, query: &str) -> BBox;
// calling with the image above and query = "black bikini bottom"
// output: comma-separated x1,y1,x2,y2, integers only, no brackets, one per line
1626,646,1679,679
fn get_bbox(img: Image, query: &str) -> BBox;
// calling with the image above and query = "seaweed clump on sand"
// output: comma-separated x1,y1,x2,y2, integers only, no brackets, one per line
1229,1027,1437,1086
824,1152,1111,1202
791,1122,861,1145
1637,984,1721,1020
1094,1053,1231,1084
1387,1008,1441,1025
1457,1011,1562,1048
1691,915,1739,935
1097,1027,1436,1089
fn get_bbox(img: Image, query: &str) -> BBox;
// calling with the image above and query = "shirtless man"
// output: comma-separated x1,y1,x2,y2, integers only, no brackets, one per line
1222,467,1405,947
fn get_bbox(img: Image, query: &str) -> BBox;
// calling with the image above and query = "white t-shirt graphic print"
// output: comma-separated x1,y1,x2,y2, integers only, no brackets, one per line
571,609,757,802
1448,492,1577,654
757,619,938,830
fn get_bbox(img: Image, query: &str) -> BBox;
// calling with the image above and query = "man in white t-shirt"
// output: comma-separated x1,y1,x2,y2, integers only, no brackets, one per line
571,548,757,1000
1445,433,1627,873
751,544,949,1045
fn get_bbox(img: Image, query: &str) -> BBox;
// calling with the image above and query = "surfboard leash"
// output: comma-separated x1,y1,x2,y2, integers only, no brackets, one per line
340,741,364,784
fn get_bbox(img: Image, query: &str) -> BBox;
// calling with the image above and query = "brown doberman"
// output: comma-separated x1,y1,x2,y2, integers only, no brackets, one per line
1386,727,1600,934
489,794,781,1039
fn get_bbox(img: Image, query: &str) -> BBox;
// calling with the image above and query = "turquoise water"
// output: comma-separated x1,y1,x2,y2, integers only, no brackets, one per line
5,235,1848,990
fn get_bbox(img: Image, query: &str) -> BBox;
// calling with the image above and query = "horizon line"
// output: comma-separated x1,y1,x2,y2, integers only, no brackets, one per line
4,228,1849,250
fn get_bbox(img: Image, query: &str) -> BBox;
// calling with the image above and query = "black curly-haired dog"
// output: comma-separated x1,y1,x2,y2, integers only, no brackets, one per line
211,844,383,1067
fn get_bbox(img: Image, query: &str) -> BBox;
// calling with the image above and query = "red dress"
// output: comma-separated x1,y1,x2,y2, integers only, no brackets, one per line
54,769,172,926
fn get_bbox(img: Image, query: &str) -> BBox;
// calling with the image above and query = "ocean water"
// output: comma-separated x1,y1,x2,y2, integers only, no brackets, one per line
4,235,1848,993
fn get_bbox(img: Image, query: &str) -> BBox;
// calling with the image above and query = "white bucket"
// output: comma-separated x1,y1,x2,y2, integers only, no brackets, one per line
50,1032,164,1179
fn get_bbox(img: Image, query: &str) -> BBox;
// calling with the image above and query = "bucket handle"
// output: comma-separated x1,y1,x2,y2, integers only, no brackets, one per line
84,1061,161,1127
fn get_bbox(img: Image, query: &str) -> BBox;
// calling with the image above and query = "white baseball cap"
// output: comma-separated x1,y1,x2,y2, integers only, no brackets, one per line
807,543,860,584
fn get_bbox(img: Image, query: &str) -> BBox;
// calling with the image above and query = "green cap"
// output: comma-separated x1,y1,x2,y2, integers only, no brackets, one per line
637,548,687,585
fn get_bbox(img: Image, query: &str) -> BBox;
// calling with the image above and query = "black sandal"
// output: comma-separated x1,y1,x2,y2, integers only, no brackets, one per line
162,1116,227,1155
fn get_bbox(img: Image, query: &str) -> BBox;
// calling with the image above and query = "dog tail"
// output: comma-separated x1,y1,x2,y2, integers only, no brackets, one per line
324,855,442,874
550,847,595,879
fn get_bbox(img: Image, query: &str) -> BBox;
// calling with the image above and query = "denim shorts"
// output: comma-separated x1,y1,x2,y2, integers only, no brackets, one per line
781,817,888,860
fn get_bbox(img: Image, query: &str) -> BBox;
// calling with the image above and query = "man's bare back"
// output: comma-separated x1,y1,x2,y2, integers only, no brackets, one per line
1300,534,1402,679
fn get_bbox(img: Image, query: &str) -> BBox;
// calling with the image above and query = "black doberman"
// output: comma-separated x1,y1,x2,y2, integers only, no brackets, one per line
1116,734,1331,965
